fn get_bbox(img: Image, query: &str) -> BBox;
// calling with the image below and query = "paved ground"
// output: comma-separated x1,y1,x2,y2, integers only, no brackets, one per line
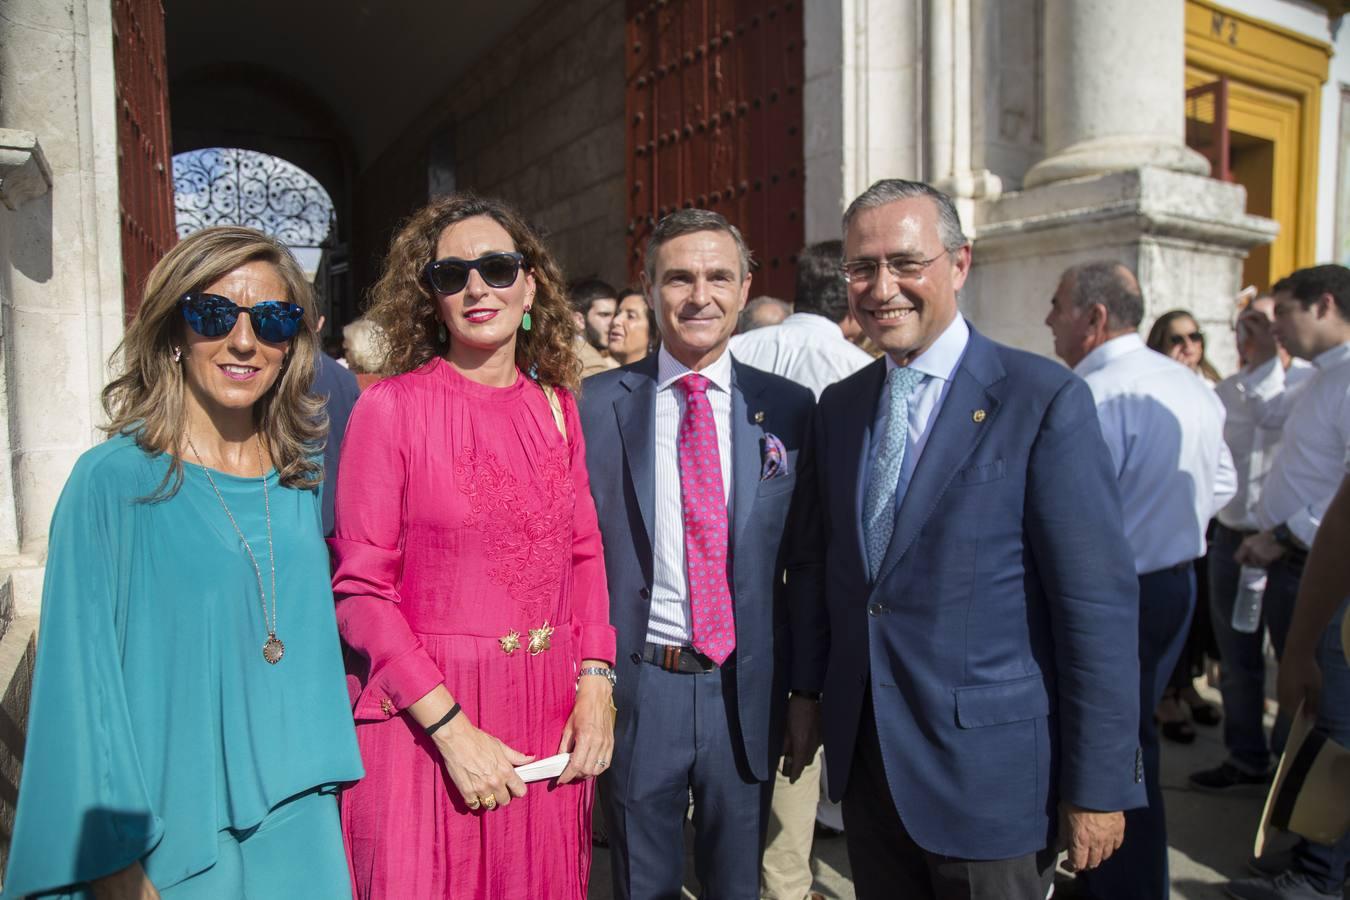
587,681,1349,899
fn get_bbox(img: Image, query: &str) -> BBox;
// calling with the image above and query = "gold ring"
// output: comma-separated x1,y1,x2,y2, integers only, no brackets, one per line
466,797,481,810
482,795,498,810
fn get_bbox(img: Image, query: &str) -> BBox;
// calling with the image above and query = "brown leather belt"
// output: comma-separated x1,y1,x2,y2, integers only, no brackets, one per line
642,642,717,674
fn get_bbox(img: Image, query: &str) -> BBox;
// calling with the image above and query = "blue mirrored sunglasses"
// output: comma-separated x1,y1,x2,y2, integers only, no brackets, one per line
179,292,305,343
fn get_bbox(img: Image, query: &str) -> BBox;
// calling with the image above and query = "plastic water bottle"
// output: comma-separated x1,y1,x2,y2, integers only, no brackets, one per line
1231,565,1268,634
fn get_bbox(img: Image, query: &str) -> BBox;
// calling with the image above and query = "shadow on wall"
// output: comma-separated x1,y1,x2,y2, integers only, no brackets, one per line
8,191,53,284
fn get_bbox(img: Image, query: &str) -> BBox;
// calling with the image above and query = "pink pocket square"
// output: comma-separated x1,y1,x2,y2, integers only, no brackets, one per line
760,433,789,480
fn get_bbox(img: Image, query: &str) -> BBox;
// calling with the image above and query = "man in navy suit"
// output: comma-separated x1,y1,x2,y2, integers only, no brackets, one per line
579,209,820,898
794,179,1146,899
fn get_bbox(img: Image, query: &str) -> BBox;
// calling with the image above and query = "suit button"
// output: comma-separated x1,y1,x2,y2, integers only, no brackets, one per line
639,587,651,599
867,601,885,616
630,652,642,665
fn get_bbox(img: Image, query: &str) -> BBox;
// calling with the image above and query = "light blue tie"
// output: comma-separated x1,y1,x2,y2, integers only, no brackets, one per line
863,366,925,581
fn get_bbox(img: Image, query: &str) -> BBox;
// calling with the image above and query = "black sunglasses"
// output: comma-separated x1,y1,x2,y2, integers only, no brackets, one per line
1168,330,1204,348
179,292,305,343
423,252,526,296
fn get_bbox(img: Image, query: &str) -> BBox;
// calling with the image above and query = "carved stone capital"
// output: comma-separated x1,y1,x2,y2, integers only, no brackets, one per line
0,130,53,211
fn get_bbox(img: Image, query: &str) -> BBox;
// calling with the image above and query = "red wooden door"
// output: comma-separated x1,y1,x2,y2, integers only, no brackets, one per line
113,0,176,320
626,0,804,298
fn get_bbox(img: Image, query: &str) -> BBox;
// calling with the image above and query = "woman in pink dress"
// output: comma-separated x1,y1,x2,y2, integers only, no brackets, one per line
331,194,616,898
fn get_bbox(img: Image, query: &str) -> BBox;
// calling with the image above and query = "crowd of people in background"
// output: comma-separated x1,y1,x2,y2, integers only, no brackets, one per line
5,176,1349,900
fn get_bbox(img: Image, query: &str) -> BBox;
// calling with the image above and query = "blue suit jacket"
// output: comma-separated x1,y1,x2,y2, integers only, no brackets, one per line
795,327,1146,859
578,355,816,782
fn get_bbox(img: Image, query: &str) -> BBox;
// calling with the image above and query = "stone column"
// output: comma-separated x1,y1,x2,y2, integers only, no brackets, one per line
1023,0,1209,188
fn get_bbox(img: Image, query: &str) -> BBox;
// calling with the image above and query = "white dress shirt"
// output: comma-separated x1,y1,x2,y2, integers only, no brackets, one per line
1075,334,1237,574
647,345,735,647
729,312,874,398
864,314,971,519
1214,357,1315,531
1256,341,1350,546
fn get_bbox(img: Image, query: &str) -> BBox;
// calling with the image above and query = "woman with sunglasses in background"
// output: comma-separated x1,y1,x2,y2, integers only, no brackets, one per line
332,194,615,899
1146,308,1226,745
3,227,363,899
1148,308,1223,384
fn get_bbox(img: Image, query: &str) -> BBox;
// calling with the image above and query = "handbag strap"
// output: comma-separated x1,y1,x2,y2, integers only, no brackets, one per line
541,384,567,441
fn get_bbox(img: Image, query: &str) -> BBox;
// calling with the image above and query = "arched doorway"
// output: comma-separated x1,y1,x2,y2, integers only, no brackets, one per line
172,147,346,331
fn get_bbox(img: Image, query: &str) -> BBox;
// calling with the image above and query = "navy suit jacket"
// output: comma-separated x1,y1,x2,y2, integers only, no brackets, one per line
794,326,1146,859
578,355,816,782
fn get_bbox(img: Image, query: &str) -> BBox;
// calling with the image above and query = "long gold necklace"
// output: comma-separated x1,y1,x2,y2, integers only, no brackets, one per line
186,434,284,664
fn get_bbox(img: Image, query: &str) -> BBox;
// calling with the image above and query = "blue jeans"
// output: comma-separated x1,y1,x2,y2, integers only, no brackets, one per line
1292,597,1350,894
1208,525,1300,772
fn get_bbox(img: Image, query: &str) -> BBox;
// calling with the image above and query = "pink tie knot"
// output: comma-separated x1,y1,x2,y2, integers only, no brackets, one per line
680,373,711,396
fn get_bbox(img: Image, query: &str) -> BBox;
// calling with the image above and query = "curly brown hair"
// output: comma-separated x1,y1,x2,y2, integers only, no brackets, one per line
101,225,325,499
367,194,580,391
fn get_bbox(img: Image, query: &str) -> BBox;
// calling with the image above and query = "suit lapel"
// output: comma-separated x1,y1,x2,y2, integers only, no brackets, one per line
730,362,765,550
873,331,1005,586
614,358,659,550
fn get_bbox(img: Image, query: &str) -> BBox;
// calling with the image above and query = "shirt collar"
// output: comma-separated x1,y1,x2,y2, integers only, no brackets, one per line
883,313,970,382
1073,332,1144,378
1312,340,1350,371
657,343,734,393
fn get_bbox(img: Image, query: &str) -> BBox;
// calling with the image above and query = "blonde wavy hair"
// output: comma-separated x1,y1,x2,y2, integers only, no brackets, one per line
367,194,580,391
101,225,325,499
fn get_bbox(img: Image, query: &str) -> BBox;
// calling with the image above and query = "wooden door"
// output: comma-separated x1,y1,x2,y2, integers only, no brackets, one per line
113,0,176,319
626,0,804,298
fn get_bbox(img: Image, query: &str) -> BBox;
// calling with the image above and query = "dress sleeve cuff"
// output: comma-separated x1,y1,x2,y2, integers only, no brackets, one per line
578,622,617,666
1237,356,1283,399
375,646,446,710
1286,508,1319,549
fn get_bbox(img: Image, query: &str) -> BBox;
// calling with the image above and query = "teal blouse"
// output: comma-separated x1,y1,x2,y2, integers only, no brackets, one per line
3,435,363,898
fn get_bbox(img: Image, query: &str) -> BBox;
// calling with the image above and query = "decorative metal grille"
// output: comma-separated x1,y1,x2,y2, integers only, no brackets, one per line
173,148,334,247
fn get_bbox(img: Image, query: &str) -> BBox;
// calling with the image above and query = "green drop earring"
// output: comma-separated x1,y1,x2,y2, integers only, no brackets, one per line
437,322,447,343
521,311,533,333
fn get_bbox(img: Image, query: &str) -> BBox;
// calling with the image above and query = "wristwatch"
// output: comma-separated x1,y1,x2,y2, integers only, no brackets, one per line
1272,523,1299,550
579,666,617,688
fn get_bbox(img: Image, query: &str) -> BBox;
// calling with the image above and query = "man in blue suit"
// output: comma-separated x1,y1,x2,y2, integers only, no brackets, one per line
579,209,820,898
794,179,1146,899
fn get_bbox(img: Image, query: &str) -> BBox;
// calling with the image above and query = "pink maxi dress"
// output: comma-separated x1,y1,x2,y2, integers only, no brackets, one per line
331,358,615,899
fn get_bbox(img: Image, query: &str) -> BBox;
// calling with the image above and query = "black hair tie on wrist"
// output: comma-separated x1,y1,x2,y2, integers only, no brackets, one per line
425,703,461,736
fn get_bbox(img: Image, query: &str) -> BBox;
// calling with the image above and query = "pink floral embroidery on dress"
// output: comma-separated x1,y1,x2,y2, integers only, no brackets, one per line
455,445,572,622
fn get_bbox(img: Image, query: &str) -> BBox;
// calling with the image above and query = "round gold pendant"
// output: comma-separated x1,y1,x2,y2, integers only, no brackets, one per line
263,634,285,664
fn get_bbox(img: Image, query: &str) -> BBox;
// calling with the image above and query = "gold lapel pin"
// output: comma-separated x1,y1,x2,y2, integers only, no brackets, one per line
753,411,765,424
973,409,987,423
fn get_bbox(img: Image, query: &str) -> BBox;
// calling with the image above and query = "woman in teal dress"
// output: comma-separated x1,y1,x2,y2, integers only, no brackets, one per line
2,227,362,899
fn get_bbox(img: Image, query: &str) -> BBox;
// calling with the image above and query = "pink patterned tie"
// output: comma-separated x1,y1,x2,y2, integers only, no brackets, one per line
677,373,736,665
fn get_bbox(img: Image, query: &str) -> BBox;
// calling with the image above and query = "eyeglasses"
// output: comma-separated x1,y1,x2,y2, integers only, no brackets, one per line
1168,331,1205,348
841,250,950,285
179,293,305,342
423,252,526,296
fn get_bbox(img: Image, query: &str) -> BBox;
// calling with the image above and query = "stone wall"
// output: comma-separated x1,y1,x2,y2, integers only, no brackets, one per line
352,0,627,297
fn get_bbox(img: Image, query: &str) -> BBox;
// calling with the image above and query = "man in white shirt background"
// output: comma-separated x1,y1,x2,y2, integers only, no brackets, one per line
1046,260,1236,900
733,240,872,900
731,240,874,400
1225,265,1350,900
1189,296,1314,794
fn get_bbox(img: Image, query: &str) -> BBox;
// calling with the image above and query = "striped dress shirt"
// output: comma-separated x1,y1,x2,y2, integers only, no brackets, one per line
646,345,735,647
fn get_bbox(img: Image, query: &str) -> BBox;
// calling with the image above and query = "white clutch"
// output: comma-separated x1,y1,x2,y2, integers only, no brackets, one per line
514,752,570,783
